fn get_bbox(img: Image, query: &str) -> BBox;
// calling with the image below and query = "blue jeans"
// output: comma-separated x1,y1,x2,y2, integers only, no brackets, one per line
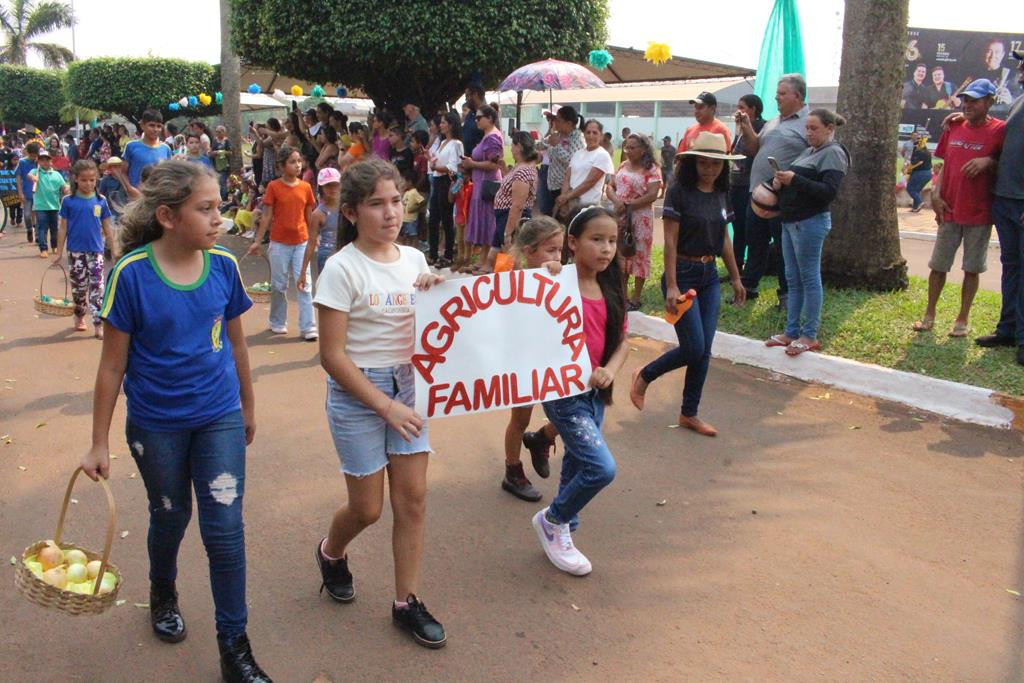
127,410,248,639
640,259,721,417
542,390,616,530
993,196,1024,347
35,209,58,252
316,245,333,278
781,212,831,340
537,165,555,217
740,203,787,299
906,168,931,210
267,240,315,333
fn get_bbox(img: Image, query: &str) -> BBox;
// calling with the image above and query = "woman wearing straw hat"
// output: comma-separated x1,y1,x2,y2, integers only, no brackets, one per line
629,132,746,437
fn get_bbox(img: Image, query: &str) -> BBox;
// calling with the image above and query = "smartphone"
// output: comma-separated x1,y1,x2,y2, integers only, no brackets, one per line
767,156,780,172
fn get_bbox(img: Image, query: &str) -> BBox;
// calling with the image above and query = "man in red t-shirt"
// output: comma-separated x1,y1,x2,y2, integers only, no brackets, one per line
914,79,1006,337
679,92,733,153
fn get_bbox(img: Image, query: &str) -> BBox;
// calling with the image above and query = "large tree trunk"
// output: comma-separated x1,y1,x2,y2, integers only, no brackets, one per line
822,0,909,291
219,0,243,174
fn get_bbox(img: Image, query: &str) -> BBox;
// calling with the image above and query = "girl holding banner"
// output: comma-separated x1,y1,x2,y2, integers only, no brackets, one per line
312,158,448,649
532,206,629,577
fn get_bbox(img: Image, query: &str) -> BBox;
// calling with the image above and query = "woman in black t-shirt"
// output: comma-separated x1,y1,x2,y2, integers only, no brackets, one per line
629,132,746,437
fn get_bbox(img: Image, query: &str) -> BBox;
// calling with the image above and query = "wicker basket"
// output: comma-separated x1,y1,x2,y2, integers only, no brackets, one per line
14,467,123,615
33,263,75,317
242,252,272,303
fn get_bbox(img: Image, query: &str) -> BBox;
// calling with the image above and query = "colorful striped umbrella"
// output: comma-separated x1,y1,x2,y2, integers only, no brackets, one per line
498,58,606,93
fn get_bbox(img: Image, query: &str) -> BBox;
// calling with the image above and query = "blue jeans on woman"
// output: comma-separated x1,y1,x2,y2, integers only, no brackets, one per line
127,410,248,639
537,165,555,217
542,389,616,531
781,212,831,340
906,168,931,210
640,259,721,417
728,186,750,270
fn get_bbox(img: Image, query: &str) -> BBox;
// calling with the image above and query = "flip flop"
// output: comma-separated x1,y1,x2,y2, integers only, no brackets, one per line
765,334,793,348
912,318,934,332
948,323,969,338
785,340,821,356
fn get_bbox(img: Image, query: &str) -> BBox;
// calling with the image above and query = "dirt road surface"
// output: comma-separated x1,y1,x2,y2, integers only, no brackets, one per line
1,234,1022,682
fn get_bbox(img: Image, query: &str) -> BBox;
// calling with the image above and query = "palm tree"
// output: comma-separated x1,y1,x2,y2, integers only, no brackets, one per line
0,0,75,68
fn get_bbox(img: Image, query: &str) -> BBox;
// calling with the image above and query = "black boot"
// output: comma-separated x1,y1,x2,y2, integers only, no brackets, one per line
150,581,187,643
522,430,554,479
501,463,542,502
219,633,272,683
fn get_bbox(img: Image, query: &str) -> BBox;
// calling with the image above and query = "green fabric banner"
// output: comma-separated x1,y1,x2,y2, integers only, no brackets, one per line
755,0,807,120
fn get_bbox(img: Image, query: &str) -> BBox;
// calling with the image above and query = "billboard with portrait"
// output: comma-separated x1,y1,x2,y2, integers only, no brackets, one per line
901,27,1022,139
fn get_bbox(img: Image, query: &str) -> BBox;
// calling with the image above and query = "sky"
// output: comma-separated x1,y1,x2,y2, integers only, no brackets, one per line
32,0,1022,86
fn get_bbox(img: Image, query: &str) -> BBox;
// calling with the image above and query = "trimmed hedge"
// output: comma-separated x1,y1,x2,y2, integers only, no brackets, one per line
67,57,220,123
0,64,65,127
229,0,609,112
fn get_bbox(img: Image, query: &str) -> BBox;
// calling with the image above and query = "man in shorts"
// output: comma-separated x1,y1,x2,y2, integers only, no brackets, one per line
913,79,1006,337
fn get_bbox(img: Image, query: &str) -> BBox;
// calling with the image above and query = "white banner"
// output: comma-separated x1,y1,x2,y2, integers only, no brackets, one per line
412,266,593,419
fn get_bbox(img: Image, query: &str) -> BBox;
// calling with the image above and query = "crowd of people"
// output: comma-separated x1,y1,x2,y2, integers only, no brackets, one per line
3,46,1023,682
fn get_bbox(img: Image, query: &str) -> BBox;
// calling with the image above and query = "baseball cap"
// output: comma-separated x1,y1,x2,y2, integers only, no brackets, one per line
37,149,52,158
961,78,997,99
689,91,717,107
317,167,341,186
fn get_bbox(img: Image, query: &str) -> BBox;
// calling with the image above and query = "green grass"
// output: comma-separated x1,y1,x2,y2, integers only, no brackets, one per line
636,246,1024,396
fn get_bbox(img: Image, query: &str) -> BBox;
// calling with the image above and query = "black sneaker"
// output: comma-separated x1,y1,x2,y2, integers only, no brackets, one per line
218,633,272,682
315,538,354,602
975,333,1016,348
522,430,554,479
150,581,187,643
392,595,447,649
501,463,542,502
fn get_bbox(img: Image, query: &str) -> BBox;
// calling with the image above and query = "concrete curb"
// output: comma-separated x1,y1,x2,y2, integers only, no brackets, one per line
627,311,1016,429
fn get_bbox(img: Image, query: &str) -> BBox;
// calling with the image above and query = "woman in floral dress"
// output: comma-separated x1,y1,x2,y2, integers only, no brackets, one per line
460,105,503,269
607,133,663,310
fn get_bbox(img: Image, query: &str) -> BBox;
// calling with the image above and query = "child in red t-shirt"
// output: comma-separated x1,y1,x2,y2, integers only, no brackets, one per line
914,79,1006,338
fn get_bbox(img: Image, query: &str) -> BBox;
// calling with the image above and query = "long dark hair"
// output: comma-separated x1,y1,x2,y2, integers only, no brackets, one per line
442,111,461,140
119,160,217,253
566,205,625,405
337,158,400,249
674,154,730,193
69,158,98,196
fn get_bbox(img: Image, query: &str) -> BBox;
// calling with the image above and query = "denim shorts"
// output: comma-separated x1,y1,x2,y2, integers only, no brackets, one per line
325,364,431,477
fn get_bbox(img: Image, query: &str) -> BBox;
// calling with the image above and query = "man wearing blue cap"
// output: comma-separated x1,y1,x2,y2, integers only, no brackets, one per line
913,79,1006,338
976,48,1024,365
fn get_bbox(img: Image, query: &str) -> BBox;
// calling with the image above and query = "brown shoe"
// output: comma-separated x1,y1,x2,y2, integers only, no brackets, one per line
678,415,717,437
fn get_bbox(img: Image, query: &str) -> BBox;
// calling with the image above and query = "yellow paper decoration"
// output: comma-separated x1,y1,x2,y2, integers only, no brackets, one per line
645,42,671,66
290,85,303,96
198,93,212,106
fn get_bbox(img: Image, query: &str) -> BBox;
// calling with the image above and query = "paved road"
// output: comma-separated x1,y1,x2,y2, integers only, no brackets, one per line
1,235,1023,681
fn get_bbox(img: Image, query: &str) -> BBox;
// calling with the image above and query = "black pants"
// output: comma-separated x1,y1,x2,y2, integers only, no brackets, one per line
728,185,750,271
429,175,455,261
740,202,787,299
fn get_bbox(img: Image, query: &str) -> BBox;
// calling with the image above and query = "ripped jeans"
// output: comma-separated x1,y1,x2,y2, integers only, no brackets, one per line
127,409,248,639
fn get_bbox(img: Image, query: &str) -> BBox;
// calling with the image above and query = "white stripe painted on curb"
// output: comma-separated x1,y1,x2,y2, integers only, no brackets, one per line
628,311,1014,429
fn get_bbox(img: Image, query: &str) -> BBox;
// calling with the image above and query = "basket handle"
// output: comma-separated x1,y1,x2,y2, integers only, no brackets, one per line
54,467,117,597
239,250,271,285
39,262,70,302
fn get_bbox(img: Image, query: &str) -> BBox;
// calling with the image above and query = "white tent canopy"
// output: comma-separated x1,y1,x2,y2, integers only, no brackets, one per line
238,92,374,116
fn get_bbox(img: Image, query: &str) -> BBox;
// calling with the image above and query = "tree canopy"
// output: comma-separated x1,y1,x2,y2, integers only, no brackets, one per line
0,0,75,68
66,57,221,124
0,63,64,126
229,0,609,112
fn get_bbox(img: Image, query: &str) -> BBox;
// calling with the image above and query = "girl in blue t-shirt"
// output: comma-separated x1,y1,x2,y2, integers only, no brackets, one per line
532,206,629,577
53,160,115,337
81,160,271,682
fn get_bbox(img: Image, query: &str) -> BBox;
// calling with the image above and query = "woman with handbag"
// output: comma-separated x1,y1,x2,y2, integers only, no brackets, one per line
629,132,746,437
607,133,663,310
555,119,614,220
460,105,503,270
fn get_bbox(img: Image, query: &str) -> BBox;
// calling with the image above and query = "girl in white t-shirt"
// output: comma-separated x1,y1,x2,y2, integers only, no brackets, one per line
312,158,447,649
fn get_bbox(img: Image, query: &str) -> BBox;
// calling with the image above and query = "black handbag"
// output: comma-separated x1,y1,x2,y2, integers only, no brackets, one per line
481,179,501,202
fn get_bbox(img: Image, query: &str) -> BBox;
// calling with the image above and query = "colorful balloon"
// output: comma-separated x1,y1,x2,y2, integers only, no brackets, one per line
169,102,180,111
290,84,303,96
311,85,325,97
178,97,189,107
247,83,261,94
215,91,223,104
188,96,198,107
335,87,347,98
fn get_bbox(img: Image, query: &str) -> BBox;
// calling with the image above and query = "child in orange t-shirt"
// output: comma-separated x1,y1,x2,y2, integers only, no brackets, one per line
247,146,318,340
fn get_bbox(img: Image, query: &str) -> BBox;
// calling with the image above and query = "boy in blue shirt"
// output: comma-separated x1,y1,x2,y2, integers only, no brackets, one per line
123,109,172,188
184,132,214,169
15,141,39,242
